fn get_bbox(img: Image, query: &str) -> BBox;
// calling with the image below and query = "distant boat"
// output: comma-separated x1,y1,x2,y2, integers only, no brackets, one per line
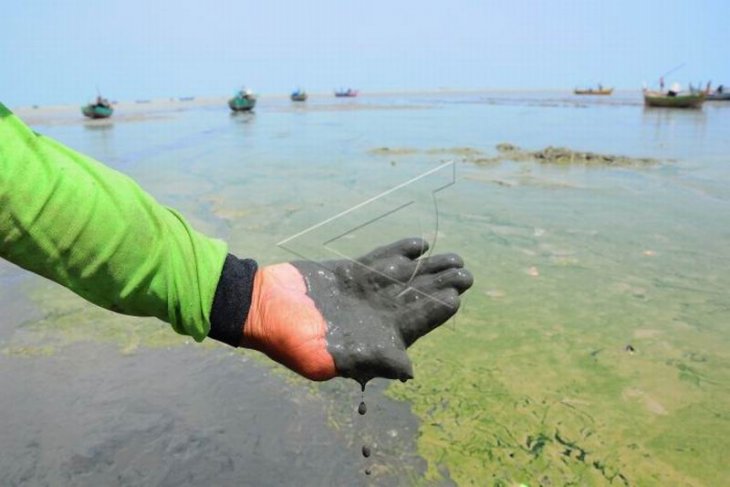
229,88,257,112
707,92,730,101
334,88,358,97
291,89,308,102
574,87,614,95
81,97,113,119
643,90,705,109
179,96,195,101
707,85,730,101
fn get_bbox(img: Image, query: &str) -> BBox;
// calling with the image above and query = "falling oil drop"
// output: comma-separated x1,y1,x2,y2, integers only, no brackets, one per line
357,383,370,476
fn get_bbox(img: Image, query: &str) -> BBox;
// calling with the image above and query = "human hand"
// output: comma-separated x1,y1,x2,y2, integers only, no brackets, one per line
242,238,473,385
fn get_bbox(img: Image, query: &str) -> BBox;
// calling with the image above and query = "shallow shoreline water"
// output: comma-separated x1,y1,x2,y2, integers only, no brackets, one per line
0,269,439,486
3,91,729,485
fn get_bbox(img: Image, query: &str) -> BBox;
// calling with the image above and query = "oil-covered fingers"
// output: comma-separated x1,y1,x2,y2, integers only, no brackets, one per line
412,253,464,275
407,267,474,296
339,347,414,384
398,288,461,347
360,255,417,284
359,237,430,264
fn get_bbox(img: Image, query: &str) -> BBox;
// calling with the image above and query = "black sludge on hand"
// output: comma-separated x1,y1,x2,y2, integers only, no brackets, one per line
292,238,473,386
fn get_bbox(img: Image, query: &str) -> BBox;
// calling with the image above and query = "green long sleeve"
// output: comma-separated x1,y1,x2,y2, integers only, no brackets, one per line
0,103,228,341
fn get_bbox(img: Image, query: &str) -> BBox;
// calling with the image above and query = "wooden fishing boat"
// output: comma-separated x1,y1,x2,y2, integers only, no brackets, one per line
643,90,705,108
574,87,614,95
81,98,113,119
229,89,257,112
334,88,358,97
291,89,307,102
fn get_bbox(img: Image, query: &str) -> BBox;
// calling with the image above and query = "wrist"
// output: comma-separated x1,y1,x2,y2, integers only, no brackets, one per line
241,263,306,349
208,254,258,347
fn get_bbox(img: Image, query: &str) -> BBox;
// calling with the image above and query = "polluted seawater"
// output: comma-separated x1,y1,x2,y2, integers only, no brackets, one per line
5,91,730,485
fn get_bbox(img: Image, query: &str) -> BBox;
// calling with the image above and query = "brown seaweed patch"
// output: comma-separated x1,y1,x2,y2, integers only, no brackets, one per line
622,388,668,415
368,147,419,156
2,345,56,357
368,146,487,160
633,328,662,339
369,142,659,168
489,143,659,166
471,157,500,165
496,142,519,153
425,147,483,157
463,174,515,187
205,195,256,221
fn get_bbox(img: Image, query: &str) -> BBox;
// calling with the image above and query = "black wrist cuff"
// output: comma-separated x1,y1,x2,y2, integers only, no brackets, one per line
208,254,258,347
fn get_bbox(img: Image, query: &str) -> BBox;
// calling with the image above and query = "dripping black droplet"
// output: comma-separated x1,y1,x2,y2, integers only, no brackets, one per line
362,445,371,458
358,401,367,415
365,468,372,476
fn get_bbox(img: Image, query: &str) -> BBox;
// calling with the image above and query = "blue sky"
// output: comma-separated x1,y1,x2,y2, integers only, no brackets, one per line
3,0,726,106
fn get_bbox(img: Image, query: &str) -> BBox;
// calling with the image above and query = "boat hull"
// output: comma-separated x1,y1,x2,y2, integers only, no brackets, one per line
574,88,614,95
291,93,307,102
228,97,256,112
643,91,704,109
707,92,730,101
81,105,113,119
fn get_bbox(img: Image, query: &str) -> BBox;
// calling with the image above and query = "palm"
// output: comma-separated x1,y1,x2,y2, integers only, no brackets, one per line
244,239,473,385
243,263,335,381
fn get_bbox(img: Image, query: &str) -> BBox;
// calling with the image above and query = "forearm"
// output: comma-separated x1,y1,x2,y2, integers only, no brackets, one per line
0,103,255,344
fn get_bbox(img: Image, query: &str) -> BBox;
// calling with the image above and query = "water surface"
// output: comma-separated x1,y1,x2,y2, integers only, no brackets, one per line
3,91,729,485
